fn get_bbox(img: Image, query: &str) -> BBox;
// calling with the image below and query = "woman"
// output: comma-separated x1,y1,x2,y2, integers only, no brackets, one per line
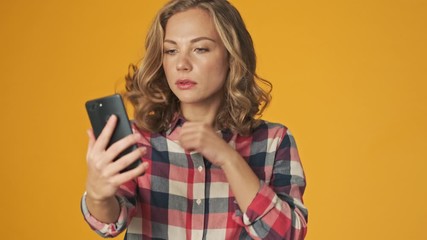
82,0,308,239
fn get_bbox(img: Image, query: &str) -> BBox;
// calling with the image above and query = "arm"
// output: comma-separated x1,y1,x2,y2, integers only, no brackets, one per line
178,122,259,212
81,115,148,237
81,180,140,238
179,122,307,239
234,128,308,240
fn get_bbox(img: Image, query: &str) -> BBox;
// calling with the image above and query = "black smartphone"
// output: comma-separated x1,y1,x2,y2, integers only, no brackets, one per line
85,94,141,172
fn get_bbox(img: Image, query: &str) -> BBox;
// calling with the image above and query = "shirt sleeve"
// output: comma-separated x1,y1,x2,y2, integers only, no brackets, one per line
233,128,308,240
80,179,138,238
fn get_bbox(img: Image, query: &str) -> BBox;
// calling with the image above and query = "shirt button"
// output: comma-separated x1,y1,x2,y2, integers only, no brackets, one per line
198,166,203,172
196,199,202,205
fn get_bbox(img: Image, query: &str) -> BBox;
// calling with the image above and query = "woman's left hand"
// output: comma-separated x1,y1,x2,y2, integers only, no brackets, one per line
179,121,236,167
179,121,261,212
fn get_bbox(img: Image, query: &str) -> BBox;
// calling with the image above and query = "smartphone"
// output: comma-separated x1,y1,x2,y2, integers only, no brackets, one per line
85,94,141,172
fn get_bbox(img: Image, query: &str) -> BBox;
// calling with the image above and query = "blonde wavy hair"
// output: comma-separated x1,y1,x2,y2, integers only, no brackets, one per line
125,0,272,135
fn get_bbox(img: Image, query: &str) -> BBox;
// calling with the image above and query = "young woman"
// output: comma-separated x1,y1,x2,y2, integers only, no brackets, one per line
82,0,308,239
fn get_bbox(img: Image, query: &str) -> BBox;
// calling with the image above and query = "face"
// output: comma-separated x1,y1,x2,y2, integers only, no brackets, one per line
162,8,229,109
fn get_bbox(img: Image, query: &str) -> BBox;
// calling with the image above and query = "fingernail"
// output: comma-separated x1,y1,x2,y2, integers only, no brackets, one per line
141,162,149,169
108,114,116,121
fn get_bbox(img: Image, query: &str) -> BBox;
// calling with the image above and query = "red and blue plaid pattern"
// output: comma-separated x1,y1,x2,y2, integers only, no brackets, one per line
82,117,308,239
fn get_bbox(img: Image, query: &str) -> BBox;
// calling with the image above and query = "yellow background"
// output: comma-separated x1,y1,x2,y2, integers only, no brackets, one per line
1,0,426,239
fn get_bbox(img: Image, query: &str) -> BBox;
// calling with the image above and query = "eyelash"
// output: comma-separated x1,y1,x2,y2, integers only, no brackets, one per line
164,49,177,55
194,48,209,53
163,48,209,55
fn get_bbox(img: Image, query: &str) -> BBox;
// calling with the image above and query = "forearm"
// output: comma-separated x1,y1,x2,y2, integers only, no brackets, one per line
221,151,260,213
85,194,121,224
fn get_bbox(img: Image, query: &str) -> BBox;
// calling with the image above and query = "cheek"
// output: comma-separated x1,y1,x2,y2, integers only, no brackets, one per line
162,60,170,74
217,53,229,77
204,54,228,76
212,60,229,82
162,65,174,91
162,61,174,80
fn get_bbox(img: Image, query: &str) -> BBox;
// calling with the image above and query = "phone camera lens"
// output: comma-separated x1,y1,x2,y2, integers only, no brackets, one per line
89,102,99,111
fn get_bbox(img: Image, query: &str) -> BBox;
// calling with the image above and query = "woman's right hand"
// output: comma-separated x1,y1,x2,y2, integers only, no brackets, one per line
85,114,148,202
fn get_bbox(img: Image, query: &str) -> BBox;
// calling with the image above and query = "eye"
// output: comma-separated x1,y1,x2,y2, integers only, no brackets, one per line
194,48,209,53
164,49,178,55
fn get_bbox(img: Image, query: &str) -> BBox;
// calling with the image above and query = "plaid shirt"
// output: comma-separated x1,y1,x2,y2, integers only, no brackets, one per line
81,117,308,239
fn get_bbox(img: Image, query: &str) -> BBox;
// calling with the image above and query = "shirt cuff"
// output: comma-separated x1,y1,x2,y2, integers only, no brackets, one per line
232,181,278,226
80,192,129,237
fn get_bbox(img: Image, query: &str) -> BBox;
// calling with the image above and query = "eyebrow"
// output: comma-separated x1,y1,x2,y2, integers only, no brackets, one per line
164,36,217,44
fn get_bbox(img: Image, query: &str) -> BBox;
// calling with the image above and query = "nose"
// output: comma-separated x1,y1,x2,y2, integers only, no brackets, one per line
176,52,192,71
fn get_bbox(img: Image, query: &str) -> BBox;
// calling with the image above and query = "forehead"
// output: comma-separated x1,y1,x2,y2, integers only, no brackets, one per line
164,8,220,41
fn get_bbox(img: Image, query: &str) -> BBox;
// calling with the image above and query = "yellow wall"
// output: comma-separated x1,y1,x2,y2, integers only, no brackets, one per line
1,0,426,239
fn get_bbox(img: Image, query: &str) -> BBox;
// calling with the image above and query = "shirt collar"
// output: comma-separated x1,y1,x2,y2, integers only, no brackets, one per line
165,114,234,143
165,114,186,136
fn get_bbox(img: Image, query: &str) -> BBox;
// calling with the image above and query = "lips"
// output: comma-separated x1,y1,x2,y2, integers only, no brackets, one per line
176,79,197,90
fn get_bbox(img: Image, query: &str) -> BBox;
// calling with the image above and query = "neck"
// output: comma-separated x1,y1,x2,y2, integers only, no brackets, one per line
180,101,221,126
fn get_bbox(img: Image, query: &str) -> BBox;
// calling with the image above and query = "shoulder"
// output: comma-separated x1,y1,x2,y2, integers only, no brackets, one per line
252,119,298,145
252,119,288,136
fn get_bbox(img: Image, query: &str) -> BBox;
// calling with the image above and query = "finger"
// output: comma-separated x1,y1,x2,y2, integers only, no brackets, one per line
179,127,197,149
180,122,204,140
180,124,220,153
180,123,199,140
87,128,96,150
111,161,149,186
86,128,97,162
104,133,141,162
132,127,138,134
92,114,118,152
105,147,146,175
181,121,199,132
179,134,198,152
181,122,210,138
